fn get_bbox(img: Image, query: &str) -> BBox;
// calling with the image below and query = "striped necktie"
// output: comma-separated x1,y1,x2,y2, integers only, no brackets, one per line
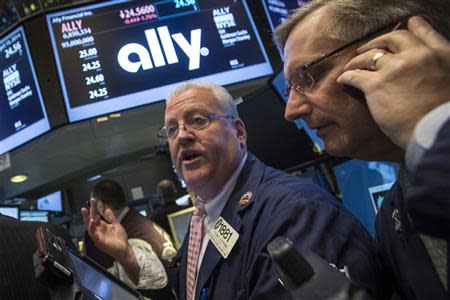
186,198,207,300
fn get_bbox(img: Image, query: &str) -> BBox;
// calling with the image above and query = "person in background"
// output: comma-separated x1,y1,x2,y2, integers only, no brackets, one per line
152,179,189,239
275,0,450,298
83,179,175,298
83,81,390,300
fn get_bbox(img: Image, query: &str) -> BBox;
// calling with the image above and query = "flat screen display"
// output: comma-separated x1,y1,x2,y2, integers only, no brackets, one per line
67,248,141,299
47,0,273,122
270,70,325,153
333,159,399,236
0,26,51,155
20,210,49,222
37,190,63,212
0,205,19,219
261,0,309,32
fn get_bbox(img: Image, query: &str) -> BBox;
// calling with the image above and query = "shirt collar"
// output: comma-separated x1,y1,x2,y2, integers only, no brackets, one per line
203,152,247,231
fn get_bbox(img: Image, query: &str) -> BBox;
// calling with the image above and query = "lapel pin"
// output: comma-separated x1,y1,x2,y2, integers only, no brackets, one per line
239,192,252,206
392,209,402,232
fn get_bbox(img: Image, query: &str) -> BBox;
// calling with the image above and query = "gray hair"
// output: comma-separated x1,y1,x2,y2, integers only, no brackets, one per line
166,80,239,117
274,0,450,52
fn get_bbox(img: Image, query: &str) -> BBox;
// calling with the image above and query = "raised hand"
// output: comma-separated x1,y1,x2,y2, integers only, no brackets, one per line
81,198,130,261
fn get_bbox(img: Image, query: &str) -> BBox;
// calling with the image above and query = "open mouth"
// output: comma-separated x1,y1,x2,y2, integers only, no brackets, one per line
181,150,201,162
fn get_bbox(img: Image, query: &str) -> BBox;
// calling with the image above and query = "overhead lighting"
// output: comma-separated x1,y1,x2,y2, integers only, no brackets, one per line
10,174,28,183
87,175,102,182
110,113,121,118
96,116,109,122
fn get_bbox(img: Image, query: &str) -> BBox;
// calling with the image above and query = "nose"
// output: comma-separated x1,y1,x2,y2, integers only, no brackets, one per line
284,92,312,121
176,124,195,144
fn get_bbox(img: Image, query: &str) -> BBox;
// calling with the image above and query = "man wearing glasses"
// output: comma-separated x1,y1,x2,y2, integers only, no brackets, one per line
83,81,390,299
275,0,450,299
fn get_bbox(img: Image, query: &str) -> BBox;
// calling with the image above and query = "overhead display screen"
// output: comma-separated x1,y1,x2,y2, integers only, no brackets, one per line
261,0,310,32
47,0,273,122
0,26,50,155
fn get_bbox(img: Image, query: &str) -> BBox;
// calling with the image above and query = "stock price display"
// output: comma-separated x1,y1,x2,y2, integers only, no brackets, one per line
47,0,272,122
0,27,50,154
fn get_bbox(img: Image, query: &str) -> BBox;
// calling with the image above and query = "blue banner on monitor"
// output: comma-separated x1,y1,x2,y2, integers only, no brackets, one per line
20,210,49,222
47,0,273,122
0,26,50,155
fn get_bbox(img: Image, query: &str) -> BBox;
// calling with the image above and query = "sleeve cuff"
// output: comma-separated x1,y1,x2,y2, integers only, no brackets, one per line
405,101,450,171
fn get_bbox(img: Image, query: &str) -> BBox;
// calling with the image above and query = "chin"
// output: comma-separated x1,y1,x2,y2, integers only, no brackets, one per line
323,138,358,158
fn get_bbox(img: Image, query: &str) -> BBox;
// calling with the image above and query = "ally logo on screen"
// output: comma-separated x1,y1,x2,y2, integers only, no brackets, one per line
117,26,209,73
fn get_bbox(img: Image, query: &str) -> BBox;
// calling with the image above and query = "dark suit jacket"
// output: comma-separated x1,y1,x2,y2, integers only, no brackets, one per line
0,215,72,300
375,119,450,299
407,118,450,238
376,179,449,300
170,154,389,300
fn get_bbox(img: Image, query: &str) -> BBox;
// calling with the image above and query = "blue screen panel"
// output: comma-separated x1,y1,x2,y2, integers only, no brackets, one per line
333,159,399,236
0,206,19,219
20,210,49,222
37,190,63,212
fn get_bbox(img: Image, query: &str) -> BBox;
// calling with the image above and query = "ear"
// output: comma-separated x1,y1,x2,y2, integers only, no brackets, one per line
234,118,247,147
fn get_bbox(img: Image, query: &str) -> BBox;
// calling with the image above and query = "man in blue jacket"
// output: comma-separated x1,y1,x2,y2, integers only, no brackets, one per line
275,0,450,298
83,81,389,299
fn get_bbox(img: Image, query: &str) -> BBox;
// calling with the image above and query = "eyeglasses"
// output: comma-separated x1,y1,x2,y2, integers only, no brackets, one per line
283,20,404,97
158,113,235,140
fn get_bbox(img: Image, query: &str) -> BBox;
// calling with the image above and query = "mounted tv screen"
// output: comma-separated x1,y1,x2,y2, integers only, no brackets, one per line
37,190,63,212
47,0,273,122
261,0,310,32
0,26,51,155
20,210,49,222
0,205,19,219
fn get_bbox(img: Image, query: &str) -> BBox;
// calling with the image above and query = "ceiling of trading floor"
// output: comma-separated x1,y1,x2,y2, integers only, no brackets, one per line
0,78,266,201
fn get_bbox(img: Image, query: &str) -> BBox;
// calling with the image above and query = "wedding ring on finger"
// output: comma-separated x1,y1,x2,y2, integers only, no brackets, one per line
370,51,386,70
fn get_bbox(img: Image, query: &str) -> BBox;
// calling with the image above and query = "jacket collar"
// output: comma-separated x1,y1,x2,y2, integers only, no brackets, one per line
193,153,265,297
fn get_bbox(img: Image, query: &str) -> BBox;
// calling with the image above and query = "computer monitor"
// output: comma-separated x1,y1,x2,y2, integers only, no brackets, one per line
333,159,399,236
20,210,49,222
369,182,394,213
0,26,51,155
0,205,19,219
46,0,273,122
168,207,195,249
37,190,63,212
262,0,310,32
67,247,143,299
